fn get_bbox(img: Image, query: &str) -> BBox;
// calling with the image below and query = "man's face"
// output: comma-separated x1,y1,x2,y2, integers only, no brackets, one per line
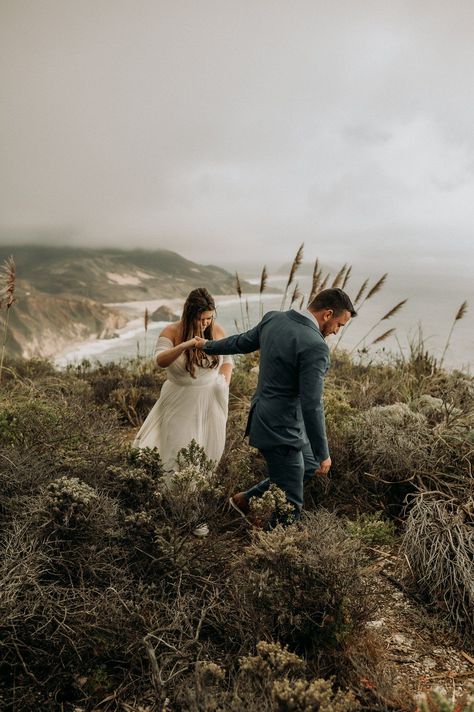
320,309,351,338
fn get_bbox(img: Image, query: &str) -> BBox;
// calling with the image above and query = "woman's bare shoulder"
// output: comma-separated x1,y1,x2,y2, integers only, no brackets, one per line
160,323,180,343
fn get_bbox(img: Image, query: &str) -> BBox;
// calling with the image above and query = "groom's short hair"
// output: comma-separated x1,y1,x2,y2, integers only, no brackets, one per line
309,288,357,317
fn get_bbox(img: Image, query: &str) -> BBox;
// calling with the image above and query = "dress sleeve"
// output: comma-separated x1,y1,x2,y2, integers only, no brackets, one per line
221,354,234,365
154,335,174,356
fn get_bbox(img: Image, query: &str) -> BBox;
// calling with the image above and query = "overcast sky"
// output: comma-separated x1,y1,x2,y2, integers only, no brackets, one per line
1,0,474,274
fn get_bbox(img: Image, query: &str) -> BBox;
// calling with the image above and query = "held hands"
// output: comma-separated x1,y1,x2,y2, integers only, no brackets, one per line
194,336,207,350
315,457,331,477
182,336,207,350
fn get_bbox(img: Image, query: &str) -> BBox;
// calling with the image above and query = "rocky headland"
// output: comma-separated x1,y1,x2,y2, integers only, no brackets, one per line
0,245,257,358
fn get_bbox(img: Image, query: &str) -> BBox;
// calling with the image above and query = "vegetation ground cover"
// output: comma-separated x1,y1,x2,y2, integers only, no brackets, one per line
0,343,472,711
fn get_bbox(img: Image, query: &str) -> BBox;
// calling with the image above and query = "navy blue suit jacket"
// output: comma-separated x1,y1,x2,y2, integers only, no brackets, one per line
203,310,330,464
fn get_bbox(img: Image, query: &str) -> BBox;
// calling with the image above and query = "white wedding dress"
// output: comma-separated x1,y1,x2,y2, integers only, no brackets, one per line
133,336,232,471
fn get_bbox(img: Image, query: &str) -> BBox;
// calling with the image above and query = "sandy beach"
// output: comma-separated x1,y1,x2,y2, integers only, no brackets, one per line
54,291,279,366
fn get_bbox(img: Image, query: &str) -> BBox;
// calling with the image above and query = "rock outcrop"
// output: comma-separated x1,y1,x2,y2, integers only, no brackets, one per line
150,305,180,322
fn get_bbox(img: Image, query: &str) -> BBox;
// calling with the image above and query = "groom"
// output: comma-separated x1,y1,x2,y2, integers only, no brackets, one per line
195,288,356,524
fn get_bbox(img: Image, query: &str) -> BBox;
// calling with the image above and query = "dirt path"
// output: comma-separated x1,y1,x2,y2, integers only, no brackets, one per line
364,545,474,706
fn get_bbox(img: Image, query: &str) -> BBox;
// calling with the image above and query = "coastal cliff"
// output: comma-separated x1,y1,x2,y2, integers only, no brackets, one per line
1,280,128,359
0,245,256,358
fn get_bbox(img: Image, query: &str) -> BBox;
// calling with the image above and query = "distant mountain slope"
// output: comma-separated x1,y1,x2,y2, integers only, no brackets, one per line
0,246,255,302
0,245,260,358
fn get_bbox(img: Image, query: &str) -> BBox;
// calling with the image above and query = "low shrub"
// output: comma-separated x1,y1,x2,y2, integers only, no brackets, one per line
416,687,474,712
175,640,359,712
249,483,296,526
345,511,396,546
237,509,370,656
402,495,474,640
349,403,430,484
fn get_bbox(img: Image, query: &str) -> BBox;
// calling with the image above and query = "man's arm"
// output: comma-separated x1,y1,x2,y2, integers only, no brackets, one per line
199,323,260,355
197,312,275,355
298,343,330,466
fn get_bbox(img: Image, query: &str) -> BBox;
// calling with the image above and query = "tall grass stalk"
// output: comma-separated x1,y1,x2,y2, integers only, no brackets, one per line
144,308,149,361
333,273,388,352
319,273,330,293
364,273,388,304
235,272,245,330
0,256,16,385
349,299,407,355
341,265,352,290
331,263,347,289
259,265,268,319
439,300,468,368
354,278,369,305
308,258,321,304
280,243,304,310
290,282,302,307
371,328,396,345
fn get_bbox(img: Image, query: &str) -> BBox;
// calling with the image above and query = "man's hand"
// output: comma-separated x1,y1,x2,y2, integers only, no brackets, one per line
315,457,331,477
194,336,207,350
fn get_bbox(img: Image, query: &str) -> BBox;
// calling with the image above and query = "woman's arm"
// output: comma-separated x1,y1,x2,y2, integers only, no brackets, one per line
214,323,234,385
155,325,197,368
219,362,233,385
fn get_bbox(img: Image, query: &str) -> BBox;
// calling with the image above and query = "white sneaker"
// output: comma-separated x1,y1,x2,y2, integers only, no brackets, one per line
192,523,209,538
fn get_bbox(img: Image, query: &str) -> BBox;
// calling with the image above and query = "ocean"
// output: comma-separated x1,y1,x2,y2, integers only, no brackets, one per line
55,266,473,371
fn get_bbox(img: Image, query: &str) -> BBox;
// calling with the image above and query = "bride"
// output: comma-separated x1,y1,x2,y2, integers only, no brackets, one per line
133,287,233,478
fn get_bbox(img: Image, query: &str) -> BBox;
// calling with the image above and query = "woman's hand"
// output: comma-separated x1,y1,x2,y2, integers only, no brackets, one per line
182,337,198,350
194,336,207,350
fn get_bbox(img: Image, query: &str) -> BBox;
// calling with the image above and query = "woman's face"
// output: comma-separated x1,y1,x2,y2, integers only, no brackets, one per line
195,309,215,334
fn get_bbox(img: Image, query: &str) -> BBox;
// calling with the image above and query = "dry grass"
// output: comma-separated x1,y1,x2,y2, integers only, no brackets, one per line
280,242,304,309
440,299,469,367
0,256,16,383
0,349,473,709
349,299,408,354
402,494,474,641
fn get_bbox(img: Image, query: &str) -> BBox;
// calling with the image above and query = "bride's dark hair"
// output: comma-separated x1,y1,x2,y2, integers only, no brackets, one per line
181,287,220,378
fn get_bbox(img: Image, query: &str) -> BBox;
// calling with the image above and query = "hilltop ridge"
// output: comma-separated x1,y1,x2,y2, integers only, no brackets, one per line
0,245,257,358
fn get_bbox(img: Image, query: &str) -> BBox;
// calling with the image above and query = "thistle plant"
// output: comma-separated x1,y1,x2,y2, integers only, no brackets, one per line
0,256,16,384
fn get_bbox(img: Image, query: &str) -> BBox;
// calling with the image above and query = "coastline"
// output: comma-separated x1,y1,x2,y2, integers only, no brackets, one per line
54,291,279,366
53,280,473,370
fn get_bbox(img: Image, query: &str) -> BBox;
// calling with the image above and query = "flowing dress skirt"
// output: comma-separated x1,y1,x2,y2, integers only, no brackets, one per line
133,342,230,472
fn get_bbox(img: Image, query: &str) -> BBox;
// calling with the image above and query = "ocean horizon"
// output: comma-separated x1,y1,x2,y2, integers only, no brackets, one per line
55,263,473,371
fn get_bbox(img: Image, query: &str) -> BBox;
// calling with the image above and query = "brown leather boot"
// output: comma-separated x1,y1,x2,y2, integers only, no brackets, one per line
229,492,250,517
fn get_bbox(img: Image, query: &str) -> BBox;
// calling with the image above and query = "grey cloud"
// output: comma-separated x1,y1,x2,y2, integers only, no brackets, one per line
1,0,474,269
